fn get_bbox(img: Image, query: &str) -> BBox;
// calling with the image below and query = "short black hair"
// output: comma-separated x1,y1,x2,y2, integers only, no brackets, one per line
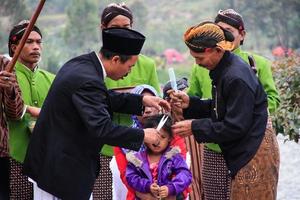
100,47,132,63
143,114,173,138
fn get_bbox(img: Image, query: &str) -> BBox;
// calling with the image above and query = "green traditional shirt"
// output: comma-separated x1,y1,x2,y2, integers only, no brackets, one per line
9,61,55,162
188,47,280,153
101,54,161,156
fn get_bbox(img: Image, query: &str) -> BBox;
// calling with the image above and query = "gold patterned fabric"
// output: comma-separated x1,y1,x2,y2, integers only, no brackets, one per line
230,119,280,200
183,22,234,52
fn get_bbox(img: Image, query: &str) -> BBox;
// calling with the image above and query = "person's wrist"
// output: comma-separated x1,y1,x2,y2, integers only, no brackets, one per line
5,85,15,99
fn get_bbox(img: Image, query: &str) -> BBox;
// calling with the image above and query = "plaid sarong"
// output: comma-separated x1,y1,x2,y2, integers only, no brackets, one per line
202,147,231,200
92,155,112,200
9,158,33,200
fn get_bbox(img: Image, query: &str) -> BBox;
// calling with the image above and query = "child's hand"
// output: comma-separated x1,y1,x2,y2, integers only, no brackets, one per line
159,185,169,198
150,182,160,198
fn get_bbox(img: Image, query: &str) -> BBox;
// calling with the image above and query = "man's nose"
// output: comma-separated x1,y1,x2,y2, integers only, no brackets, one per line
33,42,41,50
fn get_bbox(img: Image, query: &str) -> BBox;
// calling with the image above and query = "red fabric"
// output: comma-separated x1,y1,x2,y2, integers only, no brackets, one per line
114,134,188,200
114,147,135,200
170,134,187,159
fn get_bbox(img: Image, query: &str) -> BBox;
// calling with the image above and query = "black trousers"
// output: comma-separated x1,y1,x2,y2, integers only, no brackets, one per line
0,157,10,200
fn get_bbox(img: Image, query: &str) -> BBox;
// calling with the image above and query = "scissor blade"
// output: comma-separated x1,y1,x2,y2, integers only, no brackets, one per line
156,115,169,131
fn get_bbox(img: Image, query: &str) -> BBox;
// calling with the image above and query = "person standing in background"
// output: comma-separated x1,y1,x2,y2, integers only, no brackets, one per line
0,55,25,200
187,9,280,199
94,3,161,199
7,20,55,199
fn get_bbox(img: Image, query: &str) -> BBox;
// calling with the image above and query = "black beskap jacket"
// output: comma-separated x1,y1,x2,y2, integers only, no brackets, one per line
23,52,145,200
184,51,268,177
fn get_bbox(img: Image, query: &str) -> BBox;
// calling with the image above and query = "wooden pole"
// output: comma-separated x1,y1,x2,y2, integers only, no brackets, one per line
6,0,46,72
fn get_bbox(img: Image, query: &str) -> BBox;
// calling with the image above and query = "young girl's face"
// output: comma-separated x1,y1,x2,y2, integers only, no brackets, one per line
137,91,160,125
147,128,171,154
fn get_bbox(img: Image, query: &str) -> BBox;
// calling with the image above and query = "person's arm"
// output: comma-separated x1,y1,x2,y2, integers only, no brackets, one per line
183,97,212,119
72,81,145,150
108,90,170,115
191,78,257,143
168,90,212,119
256,57,280,113
26,106,41,118
0,55,24,120
164,154,192,196
126,162,152,193
3,77,24,120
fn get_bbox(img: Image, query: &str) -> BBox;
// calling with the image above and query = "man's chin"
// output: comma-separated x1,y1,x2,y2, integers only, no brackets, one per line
120,73,129,79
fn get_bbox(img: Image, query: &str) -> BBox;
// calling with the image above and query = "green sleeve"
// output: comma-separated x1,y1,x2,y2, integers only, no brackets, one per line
187,64,203,97
187,64,212,99
254,55,280,113
146,57,161,96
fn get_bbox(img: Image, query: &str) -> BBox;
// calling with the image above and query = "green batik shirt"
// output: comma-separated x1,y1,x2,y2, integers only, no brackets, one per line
188,47,280,153
101,54,161,156
9,61,55,162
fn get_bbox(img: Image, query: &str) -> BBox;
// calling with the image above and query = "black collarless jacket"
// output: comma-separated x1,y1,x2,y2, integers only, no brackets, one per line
23,52,145,200
183,51,268,177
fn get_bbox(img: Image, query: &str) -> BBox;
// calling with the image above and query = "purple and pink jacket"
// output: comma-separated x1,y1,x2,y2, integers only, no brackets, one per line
126,146,192,198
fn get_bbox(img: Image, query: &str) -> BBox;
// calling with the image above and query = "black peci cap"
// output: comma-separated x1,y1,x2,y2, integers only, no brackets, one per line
102,27,145,55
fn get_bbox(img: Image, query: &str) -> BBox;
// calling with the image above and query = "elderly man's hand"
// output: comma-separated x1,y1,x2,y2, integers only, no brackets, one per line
142,96,170,113
167,89,190,109
172,120,194,138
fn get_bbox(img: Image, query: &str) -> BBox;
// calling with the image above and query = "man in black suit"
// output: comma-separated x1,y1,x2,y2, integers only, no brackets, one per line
23,28,169,200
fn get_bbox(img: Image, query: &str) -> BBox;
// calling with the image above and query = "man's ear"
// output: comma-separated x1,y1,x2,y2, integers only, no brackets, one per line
11,44,17,55
100,23,106,30
215,46,224,53
111,55,120,64
240,30,246,41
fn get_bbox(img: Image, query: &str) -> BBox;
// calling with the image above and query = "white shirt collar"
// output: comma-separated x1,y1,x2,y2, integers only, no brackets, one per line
95,51,107,79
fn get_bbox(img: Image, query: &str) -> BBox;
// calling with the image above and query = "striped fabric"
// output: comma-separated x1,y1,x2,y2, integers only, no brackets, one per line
184,135,204,200
0,56,24,158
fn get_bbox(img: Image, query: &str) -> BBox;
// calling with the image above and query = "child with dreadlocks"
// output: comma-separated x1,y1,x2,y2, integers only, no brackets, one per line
113,85,187,200
126,114,192,200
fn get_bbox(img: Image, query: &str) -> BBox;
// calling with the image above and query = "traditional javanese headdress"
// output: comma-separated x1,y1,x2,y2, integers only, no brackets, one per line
8,20,42,56
215,9,245,44
101,3,133,27
183,21,235,52
215,9,245,31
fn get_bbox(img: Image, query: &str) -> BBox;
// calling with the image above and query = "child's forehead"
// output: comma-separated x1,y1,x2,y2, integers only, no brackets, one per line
159,128,171,137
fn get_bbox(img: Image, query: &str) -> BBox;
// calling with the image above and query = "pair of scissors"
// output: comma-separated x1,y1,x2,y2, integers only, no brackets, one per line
153,115,169,147
156,115,169,132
